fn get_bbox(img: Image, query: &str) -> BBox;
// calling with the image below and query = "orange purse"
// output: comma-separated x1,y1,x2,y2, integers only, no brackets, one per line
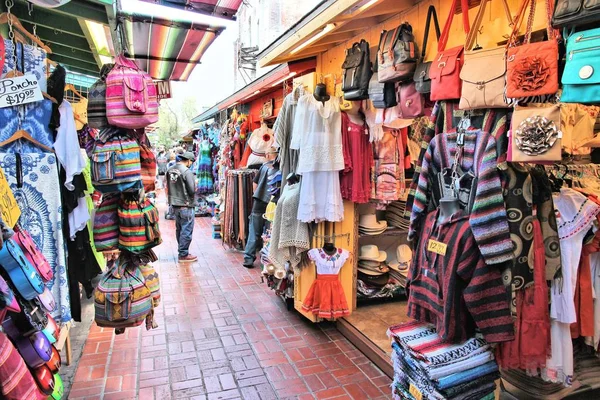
505,0,560,99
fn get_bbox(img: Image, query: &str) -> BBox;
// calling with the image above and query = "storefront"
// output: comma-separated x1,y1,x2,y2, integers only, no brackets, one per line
254,0,600,398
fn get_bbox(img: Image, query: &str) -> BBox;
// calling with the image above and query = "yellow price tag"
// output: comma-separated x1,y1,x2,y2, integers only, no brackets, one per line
0,166,20,227
427,239,447,256
409,383,423,400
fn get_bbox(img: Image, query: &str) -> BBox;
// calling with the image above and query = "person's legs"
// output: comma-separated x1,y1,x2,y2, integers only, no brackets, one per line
178,207,195,258
243,213,265,267
174,207,182,246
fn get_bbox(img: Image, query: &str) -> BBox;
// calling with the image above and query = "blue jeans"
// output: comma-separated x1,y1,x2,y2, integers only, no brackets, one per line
243,213,265,265
174,207,194,257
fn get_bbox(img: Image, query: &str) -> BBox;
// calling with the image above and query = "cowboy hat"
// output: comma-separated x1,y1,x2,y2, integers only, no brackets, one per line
358,245,387,262
358,270,390,286
389,244,413,272
359,214,387,230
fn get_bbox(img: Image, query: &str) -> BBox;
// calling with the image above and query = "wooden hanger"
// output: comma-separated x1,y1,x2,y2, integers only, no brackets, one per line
0,129,53,152
0,13,52,54
64,83,84,100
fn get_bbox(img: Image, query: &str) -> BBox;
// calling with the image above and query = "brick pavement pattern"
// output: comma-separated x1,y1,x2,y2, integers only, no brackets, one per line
70,205,392,400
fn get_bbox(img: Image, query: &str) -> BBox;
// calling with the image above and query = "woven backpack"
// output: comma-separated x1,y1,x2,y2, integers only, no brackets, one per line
87,63,114,130
93,194,120,252
118,195,162,254
91,131,142,194
94,259,153,329
137,132,157,193
138,263,160,307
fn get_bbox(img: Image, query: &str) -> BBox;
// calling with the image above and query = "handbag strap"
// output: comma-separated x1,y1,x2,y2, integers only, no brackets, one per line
438,0,471,52
115,54,141,71
421,5,441,59
465,0,514,50
507,0,556,47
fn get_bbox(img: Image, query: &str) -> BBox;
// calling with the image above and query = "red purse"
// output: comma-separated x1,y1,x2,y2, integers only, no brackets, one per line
429,0,470,101
12,225,53,283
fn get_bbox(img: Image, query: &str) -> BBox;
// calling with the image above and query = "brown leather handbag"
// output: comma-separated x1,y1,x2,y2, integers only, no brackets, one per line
429,0,470,101
459,0,513,110
506,0,559,99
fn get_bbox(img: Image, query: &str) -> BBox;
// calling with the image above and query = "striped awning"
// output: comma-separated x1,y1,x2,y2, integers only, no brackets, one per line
139,0,243,20
117,13,225,81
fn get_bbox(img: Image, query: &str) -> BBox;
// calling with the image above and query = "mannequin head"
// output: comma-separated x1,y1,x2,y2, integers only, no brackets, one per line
345,100,362,115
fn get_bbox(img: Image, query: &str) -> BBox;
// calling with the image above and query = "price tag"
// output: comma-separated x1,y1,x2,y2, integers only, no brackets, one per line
427,239,447,256
0,75,43,108
409,383,423,400
0,166,20,227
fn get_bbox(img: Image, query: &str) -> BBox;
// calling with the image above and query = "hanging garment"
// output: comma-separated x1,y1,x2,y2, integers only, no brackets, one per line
371,127,407,204
71,97,88,131
302,248,350,319
408,209,514,344
0,100,54,153
0,153,70,323
274,87,304,189
196,139,214,194
410,129,513,265
2,40,47,92
340,112,372,203
55,100,87,191
247,125,275,167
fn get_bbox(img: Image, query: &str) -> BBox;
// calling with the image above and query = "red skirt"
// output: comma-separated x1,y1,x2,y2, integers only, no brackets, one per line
302,274,350,319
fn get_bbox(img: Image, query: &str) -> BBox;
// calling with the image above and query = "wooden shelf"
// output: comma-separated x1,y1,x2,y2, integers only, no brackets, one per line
359,227,408,239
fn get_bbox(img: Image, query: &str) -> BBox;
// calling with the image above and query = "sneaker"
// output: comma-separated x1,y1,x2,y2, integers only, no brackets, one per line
242,263,254,269
179,254,198,262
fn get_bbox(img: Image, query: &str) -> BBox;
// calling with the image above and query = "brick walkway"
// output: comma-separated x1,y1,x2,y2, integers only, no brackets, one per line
69,199,392,400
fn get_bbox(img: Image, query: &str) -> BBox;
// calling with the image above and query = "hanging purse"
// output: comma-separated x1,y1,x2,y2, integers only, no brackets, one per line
459,0,513,110
341,39,373,100
505,0,559,99
377,23,418,83
368,72,397,109
561,26,600,104
552,0,600,29
393,82,424,118
413,5,441,94
508,103,562,163
429,0,471,101
118,195,162,254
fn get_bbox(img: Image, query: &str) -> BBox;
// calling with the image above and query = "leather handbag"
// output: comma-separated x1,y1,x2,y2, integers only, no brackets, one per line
341,39,373,100
414,5,441,94
429,0,471,101
13,225,53,283
394,82,424,118
506,0,559,99
106,54,159,129
368,72,397,108
508,103,562,163
88,63,114,130
377,22,418,83
552,0,600,29
561,26,600,103
459,0,513,109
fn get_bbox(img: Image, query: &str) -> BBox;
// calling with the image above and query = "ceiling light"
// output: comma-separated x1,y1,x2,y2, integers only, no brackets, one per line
291,23,336,55
271,71,297,87
84,20,113,63
119,0,232,27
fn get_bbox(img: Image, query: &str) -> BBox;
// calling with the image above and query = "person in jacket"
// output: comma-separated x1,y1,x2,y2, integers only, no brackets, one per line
156,146,168,190
167,151,197,262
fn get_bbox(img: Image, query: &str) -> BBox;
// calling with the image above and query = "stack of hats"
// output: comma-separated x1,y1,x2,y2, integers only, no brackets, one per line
359,214,388,235
387,244,412,288
385,200,410,230
358,245,390,287
388,321,500,400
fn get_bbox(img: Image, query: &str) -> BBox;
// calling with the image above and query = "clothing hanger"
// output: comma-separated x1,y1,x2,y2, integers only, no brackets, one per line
64,83,84,100
0,13,52,53
0,129,53,152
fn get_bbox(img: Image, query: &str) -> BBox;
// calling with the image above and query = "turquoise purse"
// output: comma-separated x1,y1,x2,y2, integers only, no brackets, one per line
561,27,600,104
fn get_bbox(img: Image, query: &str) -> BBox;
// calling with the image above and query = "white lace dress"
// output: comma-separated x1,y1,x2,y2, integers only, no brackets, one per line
290,95,344,222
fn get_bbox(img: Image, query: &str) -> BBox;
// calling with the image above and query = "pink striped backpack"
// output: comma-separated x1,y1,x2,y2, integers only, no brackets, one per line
106,55,158,129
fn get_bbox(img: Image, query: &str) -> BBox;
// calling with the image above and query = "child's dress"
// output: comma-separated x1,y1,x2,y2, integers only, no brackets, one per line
302,248,350,319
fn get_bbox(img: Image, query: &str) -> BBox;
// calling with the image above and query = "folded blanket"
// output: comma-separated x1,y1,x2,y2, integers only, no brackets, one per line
436,361,499,390
442,372,500,398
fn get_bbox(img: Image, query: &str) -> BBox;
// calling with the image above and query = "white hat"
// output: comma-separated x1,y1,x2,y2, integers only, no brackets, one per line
358,245,387,262
274,267,286,280
359,214,387,230
389,244,413,272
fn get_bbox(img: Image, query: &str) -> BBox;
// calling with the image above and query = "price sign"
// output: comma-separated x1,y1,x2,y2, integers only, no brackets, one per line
0,166,20,227
427,239,447,256
0,75,43,108
409,383,423,400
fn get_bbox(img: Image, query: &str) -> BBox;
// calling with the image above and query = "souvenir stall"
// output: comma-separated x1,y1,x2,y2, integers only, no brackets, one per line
256,0,600,394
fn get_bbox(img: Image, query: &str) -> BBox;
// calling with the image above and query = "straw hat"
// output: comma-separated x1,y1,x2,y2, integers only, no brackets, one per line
274,268,286,280
359,214,387,230
358,270,390,286
358,245,387,262
388,244,412,272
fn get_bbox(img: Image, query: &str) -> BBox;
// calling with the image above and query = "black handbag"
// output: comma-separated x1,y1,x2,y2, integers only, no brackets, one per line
341,39,373,100
368,59,397,108
552,0,600,29
413,5,441,94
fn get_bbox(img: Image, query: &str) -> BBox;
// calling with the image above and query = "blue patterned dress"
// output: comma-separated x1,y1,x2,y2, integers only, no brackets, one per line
196,139,214,194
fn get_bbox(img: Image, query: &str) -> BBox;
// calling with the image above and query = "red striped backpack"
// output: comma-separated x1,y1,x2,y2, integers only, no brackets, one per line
106,55,158,129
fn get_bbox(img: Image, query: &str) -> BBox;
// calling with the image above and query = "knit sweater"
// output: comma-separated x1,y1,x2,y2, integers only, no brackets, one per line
408,210,514,344
409,130,513,265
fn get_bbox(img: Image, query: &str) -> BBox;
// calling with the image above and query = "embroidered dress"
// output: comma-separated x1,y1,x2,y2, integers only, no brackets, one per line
0,153,70,323
340,112,372,203
196,139,214,194
302,248,350,319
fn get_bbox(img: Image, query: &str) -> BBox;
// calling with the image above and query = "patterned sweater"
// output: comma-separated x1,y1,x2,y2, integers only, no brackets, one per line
408,210,514,344
409,130,513,265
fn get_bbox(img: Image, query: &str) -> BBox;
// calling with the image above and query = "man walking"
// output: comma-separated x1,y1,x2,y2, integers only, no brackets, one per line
167,151,198,262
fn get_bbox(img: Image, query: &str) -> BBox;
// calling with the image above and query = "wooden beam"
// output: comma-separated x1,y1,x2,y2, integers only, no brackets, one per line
311,31,358,46
332,16,386,33
336,0,414,22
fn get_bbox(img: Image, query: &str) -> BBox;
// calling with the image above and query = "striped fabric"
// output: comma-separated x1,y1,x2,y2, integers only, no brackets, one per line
0,333,45,400
139,264,160,307
93,194,120,252
91,135,142,194
94,260,153,328
118,197,162,254
87,63,114,130
408,210,514,344
409,129,513,265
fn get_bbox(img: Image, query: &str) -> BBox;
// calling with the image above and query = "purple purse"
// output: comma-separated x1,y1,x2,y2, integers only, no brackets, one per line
38,288,56,312
3,318,52,368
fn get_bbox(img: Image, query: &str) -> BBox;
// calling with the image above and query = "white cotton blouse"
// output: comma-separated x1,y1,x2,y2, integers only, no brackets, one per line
290,94,343,173
246,125,274,166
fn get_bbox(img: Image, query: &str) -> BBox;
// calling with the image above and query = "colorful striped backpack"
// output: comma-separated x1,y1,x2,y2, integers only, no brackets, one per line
106,55,158,129
94,259,153,329
137,132,157,193
93,194,120,251
87,63,114,130
118,195,161,254
91,131,142,194
139,263,160,307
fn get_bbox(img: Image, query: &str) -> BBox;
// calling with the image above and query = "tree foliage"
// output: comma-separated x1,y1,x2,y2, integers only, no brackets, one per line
155,97,198,147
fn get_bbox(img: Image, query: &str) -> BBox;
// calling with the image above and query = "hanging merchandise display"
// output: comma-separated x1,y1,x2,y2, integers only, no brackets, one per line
376,23,417,83
413,5,440,94
561,26,600,104
341,39,372,100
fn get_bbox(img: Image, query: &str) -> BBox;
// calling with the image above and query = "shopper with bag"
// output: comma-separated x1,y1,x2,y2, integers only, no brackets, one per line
167,152,198,262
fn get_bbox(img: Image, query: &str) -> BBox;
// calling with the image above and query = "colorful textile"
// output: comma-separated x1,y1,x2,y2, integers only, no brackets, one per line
2,40,47,91
0,153,70,323
0,332,45,400
0,100,54,153
408,210,514,343
409,129,513,265
371,128,406,204
197,139,214,194
436,360,499,390
118,196,162,254
340,112,372,203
